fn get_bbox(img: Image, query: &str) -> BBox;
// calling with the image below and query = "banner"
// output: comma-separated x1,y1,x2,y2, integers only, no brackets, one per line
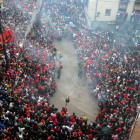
0,33,3,48
4,29,14,42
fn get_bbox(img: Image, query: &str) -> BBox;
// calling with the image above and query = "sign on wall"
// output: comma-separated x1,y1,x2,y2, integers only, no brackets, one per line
4,29,14,43
0,34,3,47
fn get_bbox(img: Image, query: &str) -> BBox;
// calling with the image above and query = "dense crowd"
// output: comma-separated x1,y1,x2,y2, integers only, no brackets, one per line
0,0,140,140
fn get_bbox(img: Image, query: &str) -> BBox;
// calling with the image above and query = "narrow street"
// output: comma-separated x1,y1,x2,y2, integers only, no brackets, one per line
25,0,99,122
50,40,98,122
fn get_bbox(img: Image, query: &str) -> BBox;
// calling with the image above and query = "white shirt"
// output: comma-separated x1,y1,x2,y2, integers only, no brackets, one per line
62,125,74,132
19,134,23,139
18,127,25,134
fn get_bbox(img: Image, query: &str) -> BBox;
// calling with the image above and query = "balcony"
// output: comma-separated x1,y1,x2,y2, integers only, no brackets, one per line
131,14,140,22
116,13,128,22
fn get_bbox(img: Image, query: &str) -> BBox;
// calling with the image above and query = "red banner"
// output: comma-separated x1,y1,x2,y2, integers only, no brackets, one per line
0,33,3,48
4,29,14,42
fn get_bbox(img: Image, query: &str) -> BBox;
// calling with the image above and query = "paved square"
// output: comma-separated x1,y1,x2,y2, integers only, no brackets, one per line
50,40,99,122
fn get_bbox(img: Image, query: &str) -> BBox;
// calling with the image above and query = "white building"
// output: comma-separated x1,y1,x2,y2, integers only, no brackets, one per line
84,0,140,30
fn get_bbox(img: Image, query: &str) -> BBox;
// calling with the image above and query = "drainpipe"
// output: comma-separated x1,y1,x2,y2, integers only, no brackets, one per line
95,0,98,21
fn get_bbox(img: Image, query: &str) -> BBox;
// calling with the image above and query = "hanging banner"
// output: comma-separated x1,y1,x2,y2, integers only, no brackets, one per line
4,29,14,42
0,33,3,48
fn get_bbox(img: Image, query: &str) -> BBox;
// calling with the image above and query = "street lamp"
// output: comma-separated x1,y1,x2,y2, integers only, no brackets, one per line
0,1,9,69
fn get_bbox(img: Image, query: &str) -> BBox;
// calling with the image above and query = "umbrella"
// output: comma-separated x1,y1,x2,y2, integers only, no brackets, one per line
101,126,112,137
69,22,73,25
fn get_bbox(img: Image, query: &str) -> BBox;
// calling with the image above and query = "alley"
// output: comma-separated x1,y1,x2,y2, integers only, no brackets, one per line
50,40,98,122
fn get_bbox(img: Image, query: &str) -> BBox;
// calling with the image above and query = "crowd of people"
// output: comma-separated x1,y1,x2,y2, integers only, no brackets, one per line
0,0,140,140
131,11,140,22
116,11,128,21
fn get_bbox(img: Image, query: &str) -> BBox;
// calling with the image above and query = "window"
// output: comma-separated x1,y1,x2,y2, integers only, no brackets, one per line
105,9,111,16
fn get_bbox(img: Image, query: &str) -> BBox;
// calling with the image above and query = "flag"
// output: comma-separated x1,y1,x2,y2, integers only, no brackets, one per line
4,29,14,42
0,33,3,48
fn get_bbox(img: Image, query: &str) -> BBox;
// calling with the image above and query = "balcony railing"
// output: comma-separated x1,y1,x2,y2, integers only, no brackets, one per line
135,0,140,3
116,13,128,22
131,14,140,22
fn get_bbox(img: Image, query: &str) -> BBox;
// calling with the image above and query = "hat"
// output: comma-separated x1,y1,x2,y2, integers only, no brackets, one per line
41,119,44,122
70,122,73,125
118,127,121,131
6,136,10,139
106,115,110,118
61,111,65,116
127,129,131,133
26,110,29,114
24,124,28,127
79,130,83,136
48,117,52,121
89,134,92,138
21,116,24,119
112,118,115,121
23,118,27,122
74,132,77,136
89,128,92,132
108,123,111,126
19,118,22,122
47,137,51,140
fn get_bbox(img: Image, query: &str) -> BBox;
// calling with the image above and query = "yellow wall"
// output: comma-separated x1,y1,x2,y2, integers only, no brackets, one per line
126,0,135,21
86,0,97,21
86,0,120,21
96,0,119,21
86,0,138,22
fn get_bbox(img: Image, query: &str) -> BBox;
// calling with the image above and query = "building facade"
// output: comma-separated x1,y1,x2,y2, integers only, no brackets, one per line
84,0,140,30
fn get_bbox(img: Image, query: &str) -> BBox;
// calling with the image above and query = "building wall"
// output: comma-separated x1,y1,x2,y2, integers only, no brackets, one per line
126,0,135,21
96,0,119,21
85,0,140,22
86,0,120,22
86,0,97,21
84,0,140,31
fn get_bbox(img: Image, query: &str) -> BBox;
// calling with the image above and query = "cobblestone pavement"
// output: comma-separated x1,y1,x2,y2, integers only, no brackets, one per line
50,40,99,123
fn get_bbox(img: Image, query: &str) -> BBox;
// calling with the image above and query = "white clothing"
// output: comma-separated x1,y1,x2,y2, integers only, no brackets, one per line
18,127,25,134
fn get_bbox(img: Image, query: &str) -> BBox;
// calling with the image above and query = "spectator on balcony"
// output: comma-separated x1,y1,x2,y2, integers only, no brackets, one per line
132,11,136,22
